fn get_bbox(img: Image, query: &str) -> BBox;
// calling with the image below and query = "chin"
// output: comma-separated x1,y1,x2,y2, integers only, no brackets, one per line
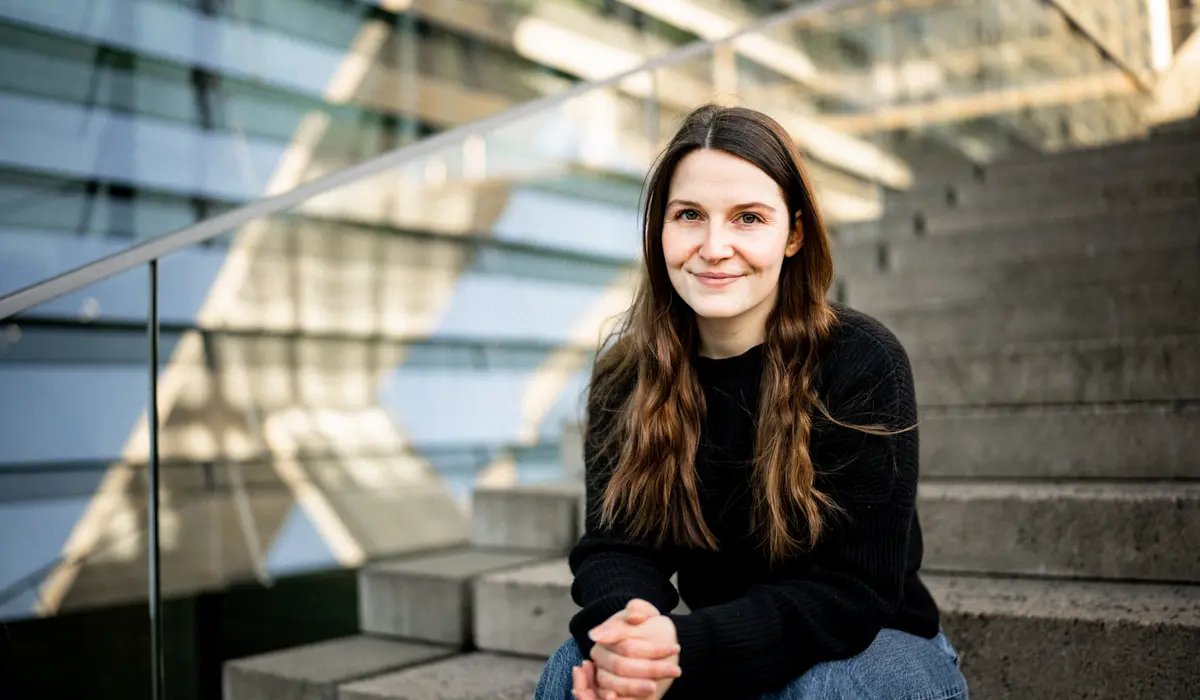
685,297,748,320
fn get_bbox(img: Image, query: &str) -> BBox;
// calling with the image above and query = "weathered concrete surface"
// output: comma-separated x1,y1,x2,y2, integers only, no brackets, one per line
928,574,1200,700
981,137,1200,180
358,548,548,645
919,481,1200,581
474,559,577,657
877,282,1200,345
845,247,1200,308
473,559,686,658
471,482,585,553
919,402,1200,480
835,200,1199,242
910,335,1200,407
908,167,1200,212
893,161,1200,215
834,220,1200,276
223,636,453,700
338,653,546,700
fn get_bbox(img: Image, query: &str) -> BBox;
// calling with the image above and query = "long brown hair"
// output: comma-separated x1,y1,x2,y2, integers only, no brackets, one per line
589,104,843,564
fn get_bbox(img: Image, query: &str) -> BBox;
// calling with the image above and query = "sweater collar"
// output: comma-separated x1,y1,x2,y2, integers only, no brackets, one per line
694,343,765,386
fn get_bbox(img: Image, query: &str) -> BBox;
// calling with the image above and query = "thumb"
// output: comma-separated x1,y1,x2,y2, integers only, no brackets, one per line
624,598,660,624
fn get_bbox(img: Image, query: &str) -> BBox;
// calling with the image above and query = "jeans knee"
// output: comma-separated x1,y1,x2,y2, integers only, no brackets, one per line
776,630,967,700
549,639,584,669
839,630,967,700
533,639,585,700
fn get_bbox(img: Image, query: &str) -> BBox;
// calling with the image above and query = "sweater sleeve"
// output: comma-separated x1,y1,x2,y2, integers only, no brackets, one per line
667,330,920,699
567,398,680,658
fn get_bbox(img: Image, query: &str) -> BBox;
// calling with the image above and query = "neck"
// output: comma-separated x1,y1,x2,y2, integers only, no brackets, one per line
696,314,768,359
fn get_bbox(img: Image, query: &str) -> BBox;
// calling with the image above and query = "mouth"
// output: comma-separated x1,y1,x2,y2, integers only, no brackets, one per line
691,271,742,288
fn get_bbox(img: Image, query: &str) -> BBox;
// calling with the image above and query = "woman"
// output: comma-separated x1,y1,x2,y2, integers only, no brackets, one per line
532,105,968,700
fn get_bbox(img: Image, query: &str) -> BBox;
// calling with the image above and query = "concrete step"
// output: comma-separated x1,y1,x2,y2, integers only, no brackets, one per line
473,559,689,658
845,248,1200,309
338,653,546,700
471,482,584,553
876,282,1200,345
358,548,552,646
223,636,454,700
1152,115,1200,137
466,559,1200,698
910,335,1200,407
474,559,577,657
908,154,1200,204
927,574,1200,700
897,167,1200,221
887,195,1199,238
561,422,584,479
834,205,1200,244
834,215,1200,275
919,481,1200,581
985,134,1200,176
919,402,1200,480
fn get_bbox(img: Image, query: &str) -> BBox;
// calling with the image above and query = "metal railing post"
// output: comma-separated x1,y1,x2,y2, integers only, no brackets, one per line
147,260,164,700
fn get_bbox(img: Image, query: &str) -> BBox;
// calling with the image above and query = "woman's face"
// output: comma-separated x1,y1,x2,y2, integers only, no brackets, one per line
661,148,801,333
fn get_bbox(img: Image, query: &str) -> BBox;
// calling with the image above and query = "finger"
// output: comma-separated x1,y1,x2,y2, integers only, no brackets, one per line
623,599,659,624
595,667,656,698
590,644,681,680
572,665,595,700
580,662,605,700
622,609,654,625
610,636,682,661
589,619,638,646
588,608,631,645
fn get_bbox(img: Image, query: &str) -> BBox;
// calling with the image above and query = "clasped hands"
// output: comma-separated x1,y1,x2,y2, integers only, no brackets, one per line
572,599,682,700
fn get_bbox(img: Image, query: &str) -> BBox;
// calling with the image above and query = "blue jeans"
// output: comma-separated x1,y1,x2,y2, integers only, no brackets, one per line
533,628,968,700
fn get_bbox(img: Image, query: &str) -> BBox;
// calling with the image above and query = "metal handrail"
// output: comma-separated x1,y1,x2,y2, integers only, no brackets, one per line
0,0,862,321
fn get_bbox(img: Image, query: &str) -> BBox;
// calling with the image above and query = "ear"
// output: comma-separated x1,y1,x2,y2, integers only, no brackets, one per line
784,213,804,257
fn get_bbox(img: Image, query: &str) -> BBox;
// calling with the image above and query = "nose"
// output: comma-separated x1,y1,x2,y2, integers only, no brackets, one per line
698,222,733,262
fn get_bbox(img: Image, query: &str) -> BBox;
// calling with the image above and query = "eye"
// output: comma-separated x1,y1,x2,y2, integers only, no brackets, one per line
675,209,702,222
737,212,763,225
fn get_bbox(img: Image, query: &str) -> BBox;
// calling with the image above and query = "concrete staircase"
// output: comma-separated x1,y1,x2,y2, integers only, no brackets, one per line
225,131,1200,699
223,483,585,700
829,126,1200,698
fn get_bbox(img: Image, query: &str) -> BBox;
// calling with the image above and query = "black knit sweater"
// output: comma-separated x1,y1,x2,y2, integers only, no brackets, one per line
567,304,940,699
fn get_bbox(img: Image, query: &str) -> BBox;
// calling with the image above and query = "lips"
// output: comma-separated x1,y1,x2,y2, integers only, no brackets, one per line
692,271,742,288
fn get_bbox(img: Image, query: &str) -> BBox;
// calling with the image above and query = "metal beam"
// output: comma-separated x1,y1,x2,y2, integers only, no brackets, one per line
821,70,1139,133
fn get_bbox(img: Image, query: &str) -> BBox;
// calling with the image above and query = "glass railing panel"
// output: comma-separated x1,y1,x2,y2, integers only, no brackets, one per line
0,273,159,699
137,206,614,598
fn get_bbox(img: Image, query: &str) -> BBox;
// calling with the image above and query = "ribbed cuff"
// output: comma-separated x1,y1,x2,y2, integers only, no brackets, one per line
664,612,713,698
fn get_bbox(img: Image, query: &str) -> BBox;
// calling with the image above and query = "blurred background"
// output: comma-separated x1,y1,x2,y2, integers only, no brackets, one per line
0,0,1197,698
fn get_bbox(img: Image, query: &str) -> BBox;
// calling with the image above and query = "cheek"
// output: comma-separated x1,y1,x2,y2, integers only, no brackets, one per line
660,228,693,268
736,238,788,273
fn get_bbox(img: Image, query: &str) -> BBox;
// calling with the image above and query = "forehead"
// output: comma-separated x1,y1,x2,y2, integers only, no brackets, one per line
667,149,784,208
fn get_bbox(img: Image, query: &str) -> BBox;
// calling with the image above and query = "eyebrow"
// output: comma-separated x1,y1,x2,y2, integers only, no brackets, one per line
667,199,778,213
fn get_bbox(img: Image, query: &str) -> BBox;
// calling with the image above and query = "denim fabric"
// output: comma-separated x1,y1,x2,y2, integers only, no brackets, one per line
532,628,968,700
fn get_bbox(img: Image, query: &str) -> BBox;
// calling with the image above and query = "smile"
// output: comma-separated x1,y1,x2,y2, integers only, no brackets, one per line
692,272,742,288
